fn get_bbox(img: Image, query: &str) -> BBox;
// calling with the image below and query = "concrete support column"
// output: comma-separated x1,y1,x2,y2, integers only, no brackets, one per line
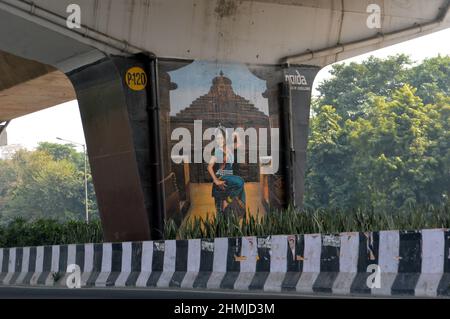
67,54,165,242
282,65,320,208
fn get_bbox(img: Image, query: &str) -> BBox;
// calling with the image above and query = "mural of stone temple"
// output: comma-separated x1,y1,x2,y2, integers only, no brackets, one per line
170,71,270,183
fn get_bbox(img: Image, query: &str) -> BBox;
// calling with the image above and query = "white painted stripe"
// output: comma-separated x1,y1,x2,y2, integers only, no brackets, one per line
421,229,444,274
264,235,288,292
270,235,287,273
51,246,60,272
141,241,153,272
263,273,287,292
2,248,16,285
114,242,133,287
240,237,258,273
35,246,44,272
157,240,176,287
415,273,443,297
121,242,132,273
296,272,320,293
373,230,399,296
180,239,201,288
187,239,201,272
95,243,113,287
234,236,258,290
415,229,445,297
163,240,176,272
234,272,256,291
84,244,94,272
296,234,322,293
302,234,321,273
332,272,358,295
0,249,3,272
101,243,112,272
81,244,94,286
30,246,45,285
21,247,30,272
339,232,359,273
136,241,153,287
213,238,228,273
44,246,60,286
378,231,400,273
8,248,16,273
332,232,359,295
207,238,228,289
67,245,77,267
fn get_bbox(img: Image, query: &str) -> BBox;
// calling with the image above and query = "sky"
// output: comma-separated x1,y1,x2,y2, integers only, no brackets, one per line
5,28,450,151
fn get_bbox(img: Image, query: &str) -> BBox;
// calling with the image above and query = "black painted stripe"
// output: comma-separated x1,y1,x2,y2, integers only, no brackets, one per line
75,245,85,272
220,238,241,289
282,235,305,291
391,231,422,296
312,235,340,293
193,239,214,289
125,242,143,286
22,247,37,285
1,248,9,272
131,243,143,272
350,232,380,294
106,243,122,286
437,230,450,296
14,248,23,272
43,246,53,271
86,244,103,286
92,244,103,272
249,237,271,290
0,249,10,283
146,241,165,287
170,240,188,288
9,248,23,285
59,245,68,273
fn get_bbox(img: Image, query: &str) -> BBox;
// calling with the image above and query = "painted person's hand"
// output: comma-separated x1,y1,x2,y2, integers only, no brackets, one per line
214,179,227,189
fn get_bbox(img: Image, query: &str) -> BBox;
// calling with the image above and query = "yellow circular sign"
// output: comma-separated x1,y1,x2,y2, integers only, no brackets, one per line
125,67,147,91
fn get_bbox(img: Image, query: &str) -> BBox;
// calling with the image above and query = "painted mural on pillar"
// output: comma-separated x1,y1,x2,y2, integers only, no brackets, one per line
158,60,290,223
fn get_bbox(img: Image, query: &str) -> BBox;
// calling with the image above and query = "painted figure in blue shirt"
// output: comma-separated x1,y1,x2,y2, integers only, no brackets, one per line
207,129,246,214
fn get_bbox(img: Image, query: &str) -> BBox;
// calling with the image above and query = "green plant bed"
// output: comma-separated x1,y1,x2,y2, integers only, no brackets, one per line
0,204,449,247
0,218,103,248
165,203,450,240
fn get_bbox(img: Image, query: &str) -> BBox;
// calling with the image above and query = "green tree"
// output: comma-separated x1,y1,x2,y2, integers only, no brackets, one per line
316,54,411,120
0,143,99,223
0,159,16,214
406,55,450,105
2,150,84,221
306,55,450,212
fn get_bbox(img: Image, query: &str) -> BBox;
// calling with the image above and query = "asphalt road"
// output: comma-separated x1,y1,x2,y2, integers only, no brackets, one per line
0,286,352,299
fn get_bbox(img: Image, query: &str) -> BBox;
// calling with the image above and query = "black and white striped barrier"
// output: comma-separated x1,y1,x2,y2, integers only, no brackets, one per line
1,229,449,297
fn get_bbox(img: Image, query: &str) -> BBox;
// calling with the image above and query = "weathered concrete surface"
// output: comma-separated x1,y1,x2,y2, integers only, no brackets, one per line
0,51,75,121
0,0,448,121
1,0,447,66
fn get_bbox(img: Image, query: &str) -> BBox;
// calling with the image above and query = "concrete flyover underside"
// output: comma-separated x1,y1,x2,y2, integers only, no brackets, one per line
0,0,449,242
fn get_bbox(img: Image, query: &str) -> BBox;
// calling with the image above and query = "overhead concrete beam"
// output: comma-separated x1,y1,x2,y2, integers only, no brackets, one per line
0,50,55,91
1,0,448,66
0,51,76,121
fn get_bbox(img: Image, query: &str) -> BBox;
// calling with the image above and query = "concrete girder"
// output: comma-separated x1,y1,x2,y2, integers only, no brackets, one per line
0,0,448,67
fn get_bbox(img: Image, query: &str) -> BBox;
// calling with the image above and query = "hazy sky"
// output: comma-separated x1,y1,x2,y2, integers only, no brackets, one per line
6,28,450,151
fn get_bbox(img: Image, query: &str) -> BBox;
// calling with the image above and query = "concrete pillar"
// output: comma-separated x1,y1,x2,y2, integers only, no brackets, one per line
249,64,320,209
282,65,321,208
67,54,165,242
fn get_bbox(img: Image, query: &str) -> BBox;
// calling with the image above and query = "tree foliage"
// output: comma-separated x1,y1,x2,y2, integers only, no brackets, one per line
0,143,98,223
306,55,450,212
